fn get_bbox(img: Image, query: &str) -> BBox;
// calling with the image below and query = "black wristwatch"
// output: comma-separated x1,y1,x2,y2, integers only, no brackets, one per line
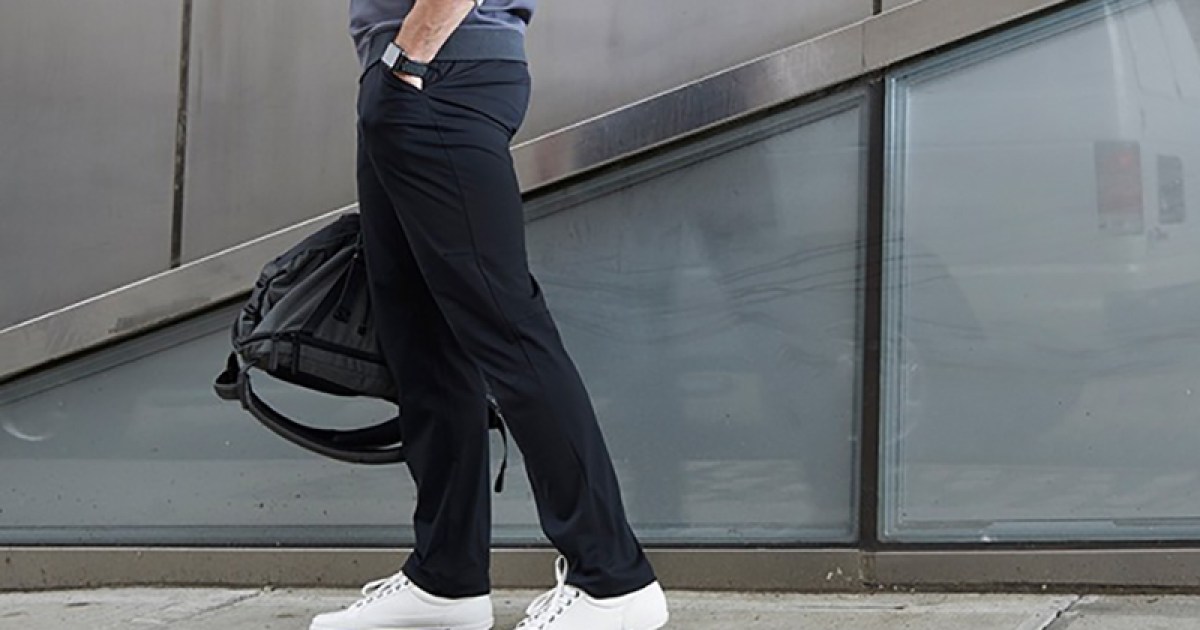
382,42,429,79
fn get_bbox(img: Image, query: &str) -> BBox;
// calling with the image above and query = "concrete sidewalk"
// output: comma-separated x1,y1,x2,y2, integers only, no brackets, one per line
2,588,1198,629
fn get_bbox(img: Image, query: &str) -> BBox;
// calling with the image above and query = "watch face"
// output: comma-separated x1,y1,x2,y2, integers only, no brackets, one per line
382,43,401,68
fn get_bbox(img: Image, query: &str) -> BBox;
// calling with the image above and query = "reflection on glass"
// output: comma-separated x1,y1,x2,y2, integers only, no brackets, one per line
0,311,457,546
528,102,865,542
1,98,866,545
883,0,1200,541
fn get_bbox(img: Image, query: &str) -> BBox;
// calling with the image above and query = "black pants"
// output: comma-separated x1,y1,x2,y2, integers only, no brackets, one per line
356,58,655,599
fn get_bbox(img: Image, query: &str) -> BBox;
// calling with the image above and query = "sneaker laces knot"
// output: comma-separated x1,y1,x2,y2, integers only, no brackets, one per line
516,556,581,629
350,571,411,609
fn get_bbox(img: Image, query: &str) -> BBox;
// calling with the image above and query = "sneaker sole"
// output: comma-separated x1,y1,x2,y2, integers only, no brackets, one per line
629,612,670,630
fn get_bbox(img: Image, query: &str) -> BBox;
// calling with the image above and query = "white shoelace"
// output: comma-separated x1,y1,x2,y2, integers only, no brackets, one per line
350,571,411,610
516,556,581,629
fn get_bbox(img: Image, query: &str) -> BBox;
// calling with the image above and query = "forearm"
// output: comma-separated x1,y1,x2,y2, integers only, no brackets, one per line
395,0,478,63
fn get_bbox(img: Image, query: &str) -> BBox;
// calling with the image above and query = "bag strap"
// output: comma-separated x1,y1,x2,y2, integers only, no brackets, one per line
215,352,509,492
216,352,404,465
214,352,242,401
491,407,509,494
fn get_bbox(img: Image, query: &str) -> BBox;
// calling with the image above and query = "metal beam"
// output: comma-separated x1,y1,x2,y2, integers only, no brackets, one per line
509,0,1075,191
0,207,352,383
0,0,1076,383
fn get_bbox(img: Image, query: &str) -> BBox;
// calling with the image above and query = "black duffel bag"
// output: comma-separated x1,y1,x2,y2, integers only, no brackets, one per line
214,213,507,488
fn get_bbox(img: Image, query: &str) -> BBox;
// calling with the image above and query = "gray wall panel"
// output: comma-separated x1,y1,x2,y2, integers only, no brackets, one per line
0,0,181,329
181,0,361,262
517,0,872,141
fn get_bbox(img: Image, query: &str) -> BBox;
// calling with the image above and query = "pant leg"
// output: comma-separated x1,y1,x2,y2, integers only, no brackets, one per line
356,125,493,598
358,59,656,598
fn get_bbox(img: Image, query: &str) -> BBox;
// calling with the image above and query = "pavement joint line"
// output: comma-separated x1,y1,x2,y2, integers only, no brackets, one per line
1025,594,1084,630
196,589,267,618
140,589,267,625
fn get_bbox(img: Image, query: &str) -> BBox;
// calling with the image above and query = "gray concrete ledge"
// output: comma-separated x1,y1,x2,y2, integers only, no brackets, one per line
873,549,1200,590
0,548,863,593
11,547,1200,593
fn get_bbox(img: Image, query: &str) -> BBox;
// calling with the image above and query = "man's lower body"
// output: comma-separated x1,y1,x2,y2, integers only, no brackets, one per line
311,59,666,630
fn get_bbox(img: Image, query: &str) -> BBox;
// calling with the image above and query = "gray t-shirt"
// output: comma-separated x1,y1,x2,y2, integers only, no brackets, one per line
350,0,535,67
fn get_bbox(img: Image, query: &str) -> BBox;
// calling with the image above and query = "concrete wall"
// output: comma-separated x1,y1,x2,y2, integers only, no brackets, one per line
0,0,182,328
181,0,360,262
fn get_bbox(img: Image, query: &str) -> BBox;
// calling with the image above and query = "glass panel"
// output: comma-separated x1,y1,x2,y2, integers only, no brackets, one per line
1,96,865,546
883,0,1200,542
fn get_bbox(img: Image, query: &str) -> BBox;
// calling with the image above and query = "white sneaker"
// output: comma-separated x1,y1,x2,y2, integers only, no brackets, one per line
515,557,669,630
310,570,493,630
